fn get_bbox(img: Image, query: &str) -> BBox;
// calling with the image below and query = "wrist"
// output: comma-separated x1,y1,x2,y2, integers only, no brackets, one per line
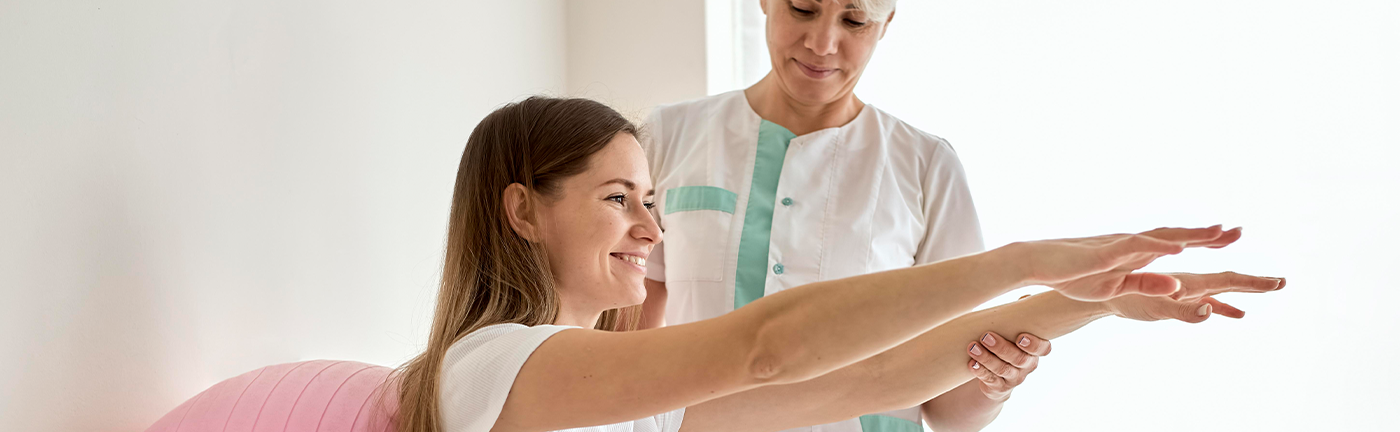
1080,296,1117,320
1038,291,1115,321
985,242,1034,290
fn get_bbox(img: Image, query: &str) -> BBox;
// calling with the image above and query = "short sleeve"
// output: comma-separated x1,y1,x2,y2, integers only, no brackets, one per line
913,139,986,265
439,324,574,432
639,108,668,282
656,406,687,432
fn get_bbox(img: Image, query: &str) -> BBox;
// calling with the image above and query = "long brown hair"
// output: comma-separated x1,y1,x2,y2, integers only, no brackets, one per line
395,97,643,432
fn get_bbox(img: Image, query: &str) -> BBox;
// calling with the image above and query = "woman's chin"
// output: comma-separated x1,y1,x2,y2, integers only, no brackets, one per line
624,282,648,306
607,280,647,308
781,81,845,105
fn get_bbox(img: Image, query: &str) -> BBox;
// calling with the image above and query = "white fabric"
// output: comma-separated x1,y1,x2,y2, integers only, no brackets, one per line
440,323,687,432
640,90,985,432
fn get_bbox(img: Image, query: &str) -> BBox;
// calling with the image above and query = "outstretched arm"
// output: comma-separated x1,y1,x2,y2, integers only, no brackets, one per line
678,292,1107,432
491,227,1224,432
679,270,1284,432
496,250,1022,432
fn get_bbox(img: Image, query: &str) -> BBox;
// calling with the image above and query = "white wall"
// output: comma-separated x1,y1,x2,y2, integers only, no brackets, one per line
566,0,709,121
842,1,1396,431
705,0,769,94
0,1,568,431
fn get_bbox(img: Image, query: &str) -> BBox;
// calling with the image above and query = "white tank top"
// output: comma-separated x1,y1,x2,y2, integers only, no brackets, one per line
439,323,686,432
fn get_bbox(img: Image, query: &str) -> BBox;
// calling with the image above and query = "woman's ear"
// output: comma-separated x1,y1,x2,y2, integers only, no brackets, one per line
503,183,543,242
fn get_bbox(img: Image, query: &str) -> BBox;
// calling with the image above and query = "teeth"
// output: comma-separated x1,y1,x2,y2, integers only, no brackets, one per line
616,254,646,266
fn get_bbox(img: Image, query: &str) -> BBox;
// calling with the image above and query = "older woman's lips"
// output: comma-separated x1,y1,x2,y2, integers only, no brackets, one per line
795,60,836,79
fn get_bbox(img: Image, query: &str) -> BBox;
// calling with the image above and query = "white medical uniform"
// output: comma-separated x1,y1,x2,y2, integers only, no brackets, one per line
440,324,687,432
641,90,984,432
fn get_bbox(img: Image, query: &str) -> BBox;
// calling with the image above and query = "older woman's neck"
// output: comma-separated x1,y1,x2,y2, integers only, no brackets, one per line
745,75,864,136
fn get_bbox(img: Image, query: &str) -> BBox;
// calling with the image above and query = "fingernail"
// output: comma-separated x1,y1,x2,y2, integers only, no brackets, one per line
1197,304,1211,316
970,344,983,355
972,361,980,370
982,333,996,346
1019,337,1030,347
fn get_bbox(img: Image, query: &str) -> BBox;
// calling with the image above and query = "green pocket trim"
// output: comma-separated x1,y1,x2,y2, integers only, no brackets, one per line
665,186,738,215
859,414,922,432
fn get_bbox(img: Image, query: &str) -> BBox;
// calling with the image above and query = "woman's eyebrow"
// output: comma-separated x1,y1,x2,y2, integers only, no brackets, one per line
598,178,655,196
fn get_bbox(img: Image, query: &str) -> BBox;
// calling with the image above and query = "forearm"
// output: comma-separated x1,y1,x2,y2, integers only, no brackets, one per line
729,247,1025,384
861,292,1112,410
683,292,1112,431
918,293,1100,432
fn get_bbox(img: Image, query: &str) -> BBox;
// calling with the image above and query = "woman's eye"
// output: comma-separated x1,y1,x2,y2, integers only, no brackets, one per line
845,19,867,27
643,202,656,210
791,6,815,16
607,195,627,204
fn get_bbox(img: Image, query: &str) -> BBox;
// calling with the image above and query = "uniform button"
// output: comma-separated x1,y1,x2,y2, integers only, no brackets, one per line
781,197,793,206
773,263,785,274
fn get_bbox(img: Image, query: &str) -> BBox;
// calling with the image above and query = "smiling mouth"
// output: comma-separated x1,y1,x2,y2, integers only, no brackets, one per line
611,253,646,267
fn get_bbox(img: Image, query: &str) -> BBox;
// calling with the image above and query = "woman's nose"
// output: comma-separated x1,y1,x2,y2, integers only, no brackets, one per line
805,24,839,56
632,208,663,244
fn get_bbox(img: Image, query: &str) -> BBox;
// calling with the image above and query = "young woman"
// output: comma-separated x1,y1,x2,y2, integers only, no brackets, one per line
393,97,1282,432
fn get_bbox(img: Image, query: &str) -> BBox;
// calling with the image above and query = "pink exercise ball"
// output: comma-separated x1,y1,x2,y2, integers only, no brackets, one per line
146,360,400,432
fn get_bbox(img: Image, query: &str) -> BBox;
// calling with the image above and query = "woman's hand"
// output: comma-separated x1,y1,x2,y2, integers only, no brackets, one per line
965,331,1051,401
1106,272,1286,322
1012,225,1242,301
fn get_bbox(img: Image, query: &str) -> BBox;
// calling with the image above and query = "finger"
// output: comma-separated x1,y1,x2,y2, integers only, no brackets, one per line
969,359,998,384
1176,272,1283,299
1219,271,1283,292
1116,272,1182,297
969,341,1019,380
1171,300,1213,324
1015,333,1052,356
969,360,1009,395
1204,297,1246,319
1195,226,1242,249
1139,225,1225,244
981,332,1037,369
1105,235,1187,264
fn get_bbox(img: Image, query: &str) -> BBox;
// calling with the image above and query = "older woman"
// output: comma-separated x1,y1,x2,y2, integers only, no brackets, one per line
638,1,1266,431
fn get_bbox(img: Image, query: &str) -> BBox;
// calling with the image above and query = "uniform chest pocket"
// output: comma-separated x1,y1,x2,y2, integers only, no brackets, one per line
660,186,738,282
